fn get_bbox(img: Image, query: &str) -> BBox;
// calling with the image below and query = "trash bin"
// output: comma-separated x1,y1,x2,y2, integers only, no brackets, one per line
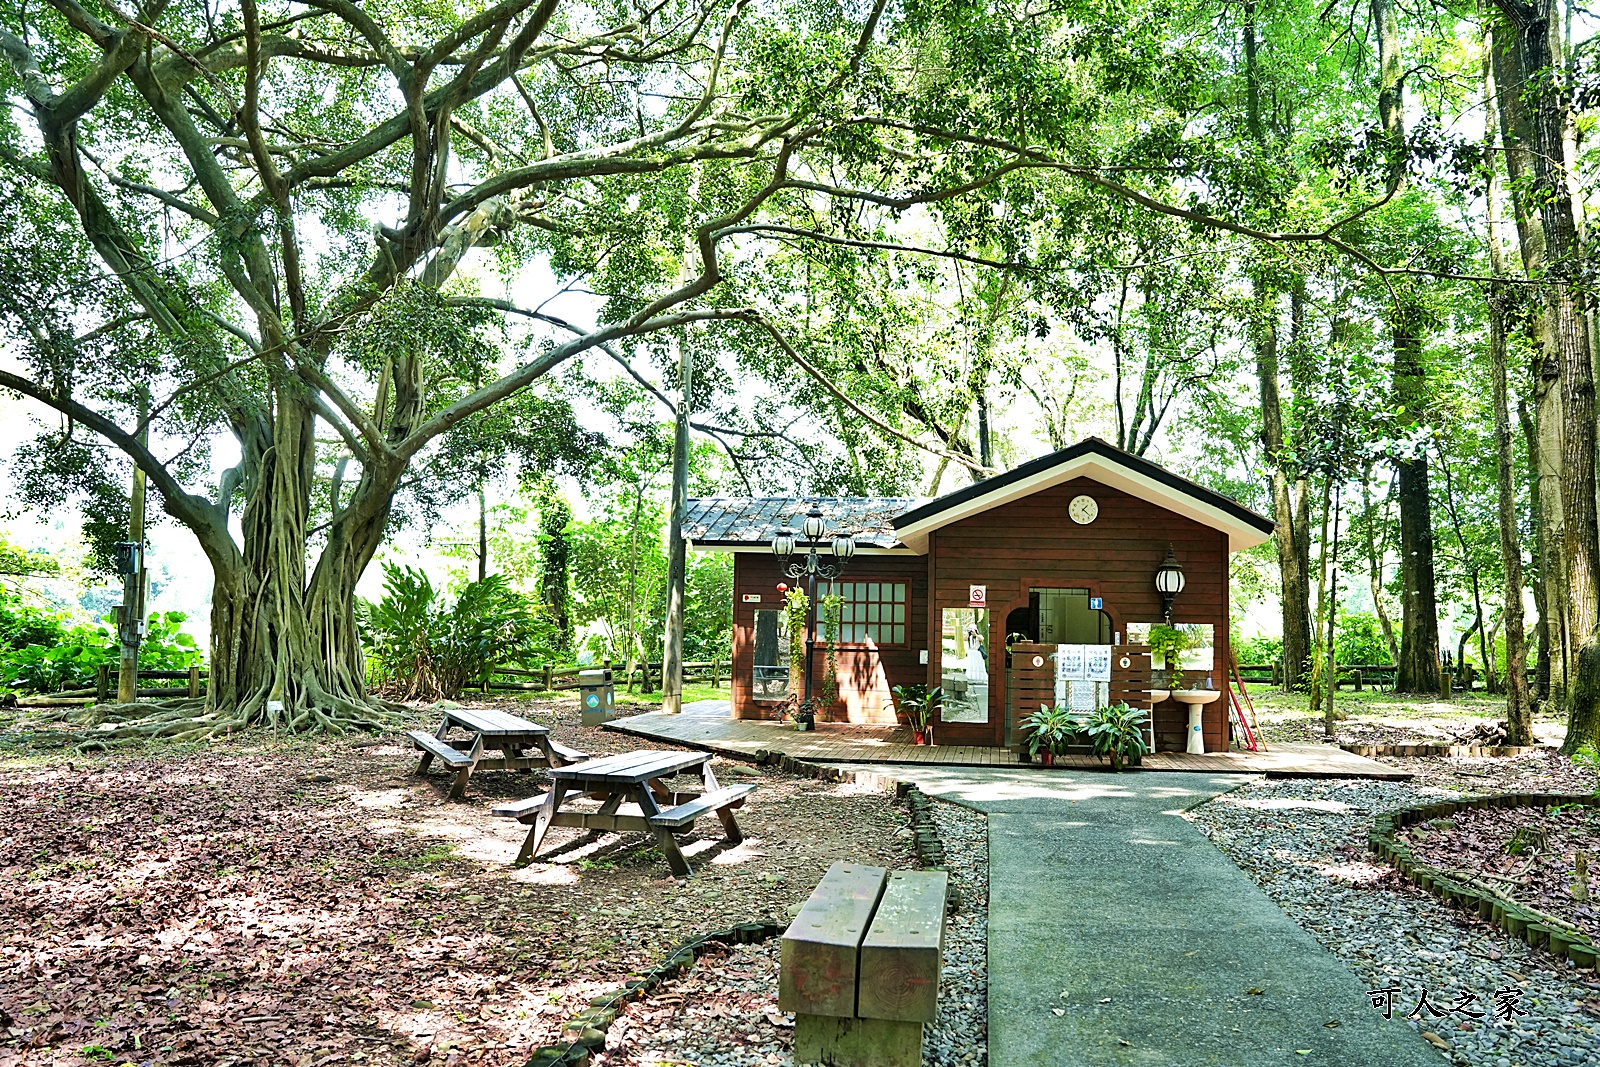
579,669,616,725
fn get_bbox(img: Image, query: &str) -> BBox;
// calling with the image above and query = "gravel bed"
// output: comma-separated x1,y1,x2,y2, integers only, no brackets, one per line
1188,778,1600,1067
603,796,991,1066
923,800,989,1067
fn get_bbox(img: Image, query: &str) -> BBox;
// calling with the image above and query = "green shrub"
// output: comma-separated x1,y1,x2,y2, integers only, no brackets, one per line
358,564,558,700
1333,611,1392,666
0,609,200,694
1233,633,1283,667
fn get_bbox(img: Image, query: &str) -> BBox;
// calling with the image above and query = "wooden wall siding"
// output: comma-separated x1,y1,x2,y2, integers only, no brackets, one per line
1110,646,1154,710
1006,644,1057,736
926,477,1232,750
730,552,927,723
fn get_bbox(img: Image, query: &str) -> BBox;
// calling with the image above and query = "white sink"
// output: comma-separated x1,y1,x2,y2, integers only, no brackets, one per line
1149,689,1170,704
1171,690,1221,754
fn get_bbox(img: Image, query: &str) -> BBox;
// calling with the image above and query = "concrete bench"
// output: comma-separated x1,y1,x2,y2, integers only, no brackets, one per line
779,861,948,1067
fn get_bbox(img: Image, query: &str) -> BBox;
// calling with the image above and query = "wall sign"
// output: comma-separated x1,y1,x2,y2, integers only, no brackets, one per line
742,594,762,603
1089,596,1103,610
1031,655,1045,668
969,584,987,606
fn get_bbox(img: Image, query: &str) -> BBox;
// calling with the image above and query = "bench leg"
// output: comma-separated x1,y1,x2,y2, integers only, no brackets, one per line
652,826,692,878
447,735,485,800
415,751,434,776
516,784,566,866
636,785,692,877
715,805,744,845
794,1014,923,1067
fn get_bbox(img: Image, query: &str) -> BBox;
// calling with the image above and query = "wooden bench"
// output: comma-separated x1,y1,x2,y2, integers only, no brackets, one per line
490,751,754,873
780,861,947,1067
546,738,590,765
408,707,587,798
490,793,550,820
649,784,756,839
407,730,475,766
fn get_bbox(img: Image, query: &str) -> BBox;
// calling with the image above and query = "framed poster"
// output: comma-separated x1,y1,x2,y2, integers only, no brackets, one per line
1085,644,1112,683
1057,643,1086,680
1068,679,1098,711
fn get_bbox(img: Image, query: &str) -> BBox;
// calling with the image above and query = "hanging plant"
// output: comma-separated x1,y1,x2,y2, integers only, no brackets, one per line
785,586,809,699
819,593,843,706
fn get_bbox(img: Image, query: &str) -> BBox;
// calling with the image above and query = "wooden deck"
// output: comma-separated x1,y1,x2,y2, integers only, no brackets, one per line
604,706,1413,780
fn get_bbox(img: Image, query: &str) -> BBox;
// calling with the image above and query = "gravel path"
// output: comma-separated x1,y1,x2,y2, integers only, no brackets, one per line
602,796,991,1066
1188,778,1600,1067
924,800,989,1067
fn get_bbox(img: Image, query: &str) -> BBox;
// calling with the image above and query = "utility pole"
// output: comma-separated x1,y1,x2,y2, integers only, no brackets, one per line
117,389,149,703
661,333,694,714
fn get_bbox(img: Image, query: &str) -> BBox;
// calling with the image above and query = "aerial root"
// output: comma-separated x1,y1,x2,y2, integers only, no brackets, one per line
14,686,400,750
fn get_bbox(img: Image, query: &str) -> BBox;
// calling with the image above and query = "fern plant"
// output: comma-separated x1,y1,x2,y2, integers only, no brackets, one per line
358,565,555,700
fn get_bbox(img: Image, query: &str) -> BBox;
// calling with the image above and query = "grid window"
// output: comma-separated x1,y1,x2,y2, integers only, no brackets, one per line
820,580,909,646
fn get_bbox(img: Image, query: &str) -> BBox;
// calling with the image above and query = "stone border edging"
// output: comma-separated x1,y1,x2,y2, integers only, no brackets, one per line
1368,792,1600,972
1342,743,1543,759
527,920,787,1066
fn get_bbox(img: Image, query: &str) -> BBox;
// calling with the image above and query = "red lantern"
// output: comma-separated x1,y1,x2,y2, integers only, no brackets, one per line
777,583,788,592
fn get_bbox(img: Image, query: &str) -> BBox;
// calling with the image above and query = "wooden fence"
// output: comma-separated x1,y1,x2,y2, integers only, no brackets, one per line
13,665,208,707
483,659,726,693
1237,662,1534,693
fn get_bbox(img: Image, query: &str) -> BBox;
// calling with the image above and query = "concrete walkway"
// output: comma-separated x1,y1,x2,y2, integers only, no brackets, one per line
837,765,1442,1067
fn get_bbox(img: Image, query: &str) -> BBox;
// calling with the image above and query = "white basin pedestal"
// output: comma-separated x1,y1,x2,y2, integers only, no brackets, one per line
1172,689,1222,754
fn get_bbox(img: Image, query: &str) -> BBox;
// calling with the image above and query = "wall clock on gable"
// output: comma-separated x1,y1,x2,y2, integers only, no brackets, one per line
1068,494,1099,525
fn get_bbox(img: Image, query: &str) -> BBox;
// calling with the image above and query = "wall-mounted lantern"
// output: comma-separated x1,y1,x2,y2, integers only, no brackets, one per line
1155,544,1185,622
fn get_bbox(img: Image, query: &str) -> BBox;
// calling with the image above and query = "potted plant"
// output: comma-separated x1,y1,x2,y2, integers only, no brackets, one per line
1084,702,1151,772
891,684,941,745
791,696,819,732
1021,704,1074,766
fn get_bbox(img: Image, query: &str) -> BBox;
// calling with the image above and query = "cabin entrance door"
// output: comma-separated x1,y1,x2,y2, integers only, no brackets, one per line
1001,588,1113,746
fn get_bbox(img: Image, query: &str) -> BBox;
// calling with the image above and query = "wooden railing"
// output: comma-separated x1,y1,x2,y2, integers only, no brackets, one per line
483,659,726,693
1236,662,1534,692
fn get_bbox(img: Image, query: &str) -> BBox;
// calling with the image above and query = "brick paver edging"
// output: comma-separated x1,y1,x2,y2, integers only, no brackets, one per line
1369,792,1600,971
1342,743,1543,759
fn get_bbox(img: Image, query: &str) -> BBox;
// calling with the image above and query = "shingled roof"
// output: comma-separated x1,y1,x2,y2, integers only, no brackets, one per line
687,439,1274,554
684,497,917,550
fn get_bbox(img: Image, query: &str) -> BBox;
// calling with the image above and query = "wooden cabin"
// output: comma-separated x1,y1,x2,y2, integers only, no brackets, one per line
685,438,1274,751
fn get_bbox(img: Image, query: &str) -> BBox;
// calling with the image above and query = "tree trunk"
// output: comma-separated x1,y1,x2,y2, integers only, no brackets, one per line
1492,0,1600,754
1253,279,1312,688
196,400,400,734
1493,15,1570,706
1519,400,1552,702
1361,465,1401,666
1485,30,1534,741
1372,0,1442,694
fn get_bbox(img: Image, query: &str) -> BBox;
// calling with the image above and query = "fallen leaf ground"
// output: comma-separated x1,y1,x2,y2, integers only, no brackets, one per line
0,696,915,1067
1405,803,1600,944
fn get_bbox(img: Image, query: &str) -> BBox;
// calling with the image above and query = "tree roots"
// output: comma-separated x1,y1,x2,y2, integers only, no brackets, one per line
11,678,404,752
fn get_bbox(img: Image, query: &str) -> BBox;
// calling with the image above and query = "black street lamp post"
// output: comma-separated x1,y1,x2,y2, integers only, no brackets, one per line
771,506,857,708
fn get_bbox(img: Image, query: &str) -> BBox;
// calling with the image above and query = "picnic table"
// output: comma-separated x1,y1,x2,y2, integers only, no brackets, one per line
491,749,757,876
407,706,588,799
